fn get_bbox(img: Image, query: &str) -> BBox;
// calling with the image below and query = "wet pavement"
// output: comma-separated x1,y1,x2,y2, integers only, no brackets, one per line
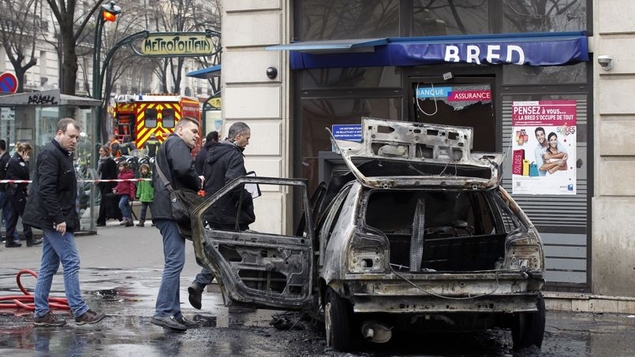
1,222,635,356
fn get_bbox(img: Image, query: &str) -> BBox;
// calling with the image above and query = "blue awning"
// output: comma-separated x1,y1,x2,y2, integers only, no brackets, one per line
187,65,221,79
266,32,589,69
266,38,388,53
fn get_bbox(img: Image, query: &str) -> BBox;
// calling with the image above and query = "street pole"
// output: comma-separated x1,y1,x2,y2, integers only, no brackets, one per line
92,1,121,145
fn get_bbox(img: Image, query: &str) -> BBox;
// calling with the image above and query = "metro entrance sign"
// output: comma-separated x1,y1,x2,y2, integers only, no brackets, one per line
0,72,18,93
140,32,215,57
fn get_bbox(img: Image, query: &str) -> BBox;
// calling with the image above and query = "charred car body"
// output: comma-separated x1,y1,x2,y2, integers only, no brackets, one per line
192,118,546,352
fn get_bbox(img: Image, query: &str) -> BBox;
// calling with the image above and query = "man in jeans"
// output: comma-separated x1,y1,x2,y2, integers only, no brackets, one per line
150,117,202,331
23,118,106,327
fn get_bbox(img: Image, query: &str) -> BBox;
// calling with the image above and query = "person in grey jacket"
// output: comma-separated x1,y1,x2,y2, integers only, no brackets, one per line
150,116,202,331
24,118,106,327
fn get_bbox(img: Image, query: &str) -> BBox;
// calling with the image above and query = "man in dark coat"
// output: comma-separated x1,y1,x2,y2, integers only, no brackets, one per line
194,131,219,175
24,118,106,327
188,122,254,310
150,117,202,331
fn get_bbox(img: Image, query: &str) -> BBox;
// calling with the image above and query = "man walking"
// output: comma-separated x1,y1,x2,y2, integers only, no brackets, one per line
24,118,106,327
0,139,14,245
188,122,254,310
151,117,202,331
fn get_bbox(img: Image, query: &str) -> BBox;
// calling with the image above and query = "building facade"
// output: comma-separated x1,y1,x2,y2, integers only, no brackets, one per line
219,0,634,296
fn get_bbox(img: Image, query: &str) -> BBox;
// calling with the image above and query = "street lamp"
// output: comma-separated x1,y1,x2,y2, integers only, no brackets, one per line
92,1,121,101
92,1,121,144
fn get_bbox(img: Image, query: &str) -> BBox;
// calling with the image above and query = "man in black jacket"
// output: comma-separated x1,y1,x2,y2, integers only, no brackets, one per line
150,116,202,331
188,122,255,310
0,139,12,245
24,118,106,327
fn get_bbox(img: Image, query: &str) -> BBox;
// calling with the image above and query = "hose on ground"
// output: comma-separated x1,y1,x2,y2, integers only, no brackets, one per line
0,269,70,310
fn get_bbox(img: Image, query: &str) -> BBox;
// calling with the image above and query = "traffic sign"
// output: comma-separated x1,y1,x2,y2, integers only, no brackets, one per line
0,72,18,93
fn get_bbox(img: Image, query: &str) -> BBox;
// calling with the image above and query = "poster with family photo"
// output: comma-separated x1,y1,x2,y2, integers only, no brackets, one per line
511,100,577,195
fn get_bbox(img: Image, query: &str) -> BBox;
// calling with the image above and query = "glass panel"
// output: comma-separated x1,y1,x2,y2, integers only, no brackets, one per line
300,97,402,191
144,108,157,128
162,108,175,128
299,0,399,40
503,0,587,33
503,62,587,85
302,67,401,89
413,0,490,35
412,81,495,152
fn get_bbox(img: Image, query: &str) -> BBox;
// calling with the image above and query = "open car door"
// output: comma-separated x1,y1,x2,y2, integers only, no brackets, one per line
191,176,315,310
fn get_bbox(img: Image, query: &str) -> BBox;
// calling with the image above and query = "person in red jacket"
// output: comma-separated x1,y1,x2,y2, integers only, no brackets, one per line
113,161,135,227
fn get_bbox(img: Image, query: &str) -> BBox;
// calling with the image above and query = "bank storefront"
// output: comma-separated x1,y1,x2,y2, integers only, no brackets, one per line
269,1,591,290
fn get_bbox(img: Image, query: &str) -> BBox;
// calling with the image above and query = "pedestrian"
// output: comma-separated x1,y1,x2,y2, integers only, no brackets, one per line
5,142,41,248
0,139,12,244
96,145,120,226
188,122,254,310
23,118,106,327
113,161,135,227
109,134,121,158
144,133,161,158
135,163,154,227
194,131,219,175
150,116,202,331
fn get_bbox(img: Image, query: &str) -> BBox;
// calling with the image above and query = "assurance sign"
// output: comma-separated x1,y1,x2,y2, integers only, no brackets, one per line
141,33,213,57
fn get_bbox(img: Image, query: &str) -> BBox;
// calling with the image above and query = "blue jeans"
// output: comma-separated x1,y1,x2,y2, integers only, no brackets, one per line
140,202,151,221
34,228,89,318
155,219,185,318
118,195,131,219
192,268,214,291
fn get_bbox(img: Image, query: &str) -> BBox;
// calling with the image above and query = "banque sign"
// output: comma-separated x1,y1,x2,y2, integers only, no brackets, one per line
141,32,214,57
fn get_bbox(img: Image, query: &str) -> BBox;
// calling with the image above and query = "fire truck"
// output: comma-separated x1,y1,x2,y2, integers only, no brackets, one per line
112,93,202,151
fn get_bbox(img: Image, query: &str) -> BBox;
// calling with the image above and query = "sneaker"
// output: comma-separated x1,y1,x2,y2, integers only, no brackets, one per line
136,221,145,227
124,221,134,227
151,315,187,331
5,241,22,248
188,283,202,310
176,316,200,329
27,238,43,247
34,311,67,327
75,309,106,325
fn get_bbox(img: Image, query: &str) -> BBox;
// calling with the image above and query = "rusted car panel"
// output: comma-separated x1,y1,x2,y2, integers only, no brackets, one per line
194,118,547,352
329,118,504,189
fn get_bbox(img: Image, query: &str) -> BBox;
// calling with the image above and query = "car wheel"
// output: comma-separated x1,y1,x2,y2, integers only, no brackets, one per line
325,288,354,352
512,293,546,351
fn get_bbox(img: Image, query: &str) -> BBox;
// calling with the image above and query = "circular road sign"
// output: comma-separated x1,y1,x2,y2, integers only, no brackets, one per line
0,72,18,93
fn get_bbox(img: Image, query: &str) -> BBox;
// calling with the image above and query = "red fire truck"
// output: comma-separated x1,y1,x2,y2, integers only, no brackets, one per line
113,93,202,151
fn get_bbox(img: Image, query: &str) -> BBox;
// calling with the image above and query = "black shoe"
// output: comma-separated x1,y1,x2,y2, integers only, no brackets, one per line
5,241,22,248
176,316,200,329
188,284,202,310
75,309,106,325
27,238,43,247
124,221,134,227
151,315,187,331
96,222,106,227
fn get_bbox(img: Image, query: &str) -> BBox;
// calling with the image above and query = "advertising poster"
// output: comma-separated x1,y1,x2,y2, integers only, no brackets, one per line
511,100,577,195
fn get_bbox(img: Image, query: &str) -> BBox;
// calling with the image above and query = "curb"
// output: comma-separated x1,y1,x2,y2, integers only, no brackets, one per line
544,292,635,314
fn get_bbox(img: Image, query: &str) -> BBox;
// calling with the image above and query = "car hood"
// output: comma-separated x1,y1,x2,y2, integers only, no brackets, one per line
329,118,504,189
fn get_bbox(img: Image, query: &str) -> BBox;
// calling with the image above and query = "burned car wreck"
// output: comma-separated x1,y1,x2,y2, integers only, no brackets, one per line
191,118,546,352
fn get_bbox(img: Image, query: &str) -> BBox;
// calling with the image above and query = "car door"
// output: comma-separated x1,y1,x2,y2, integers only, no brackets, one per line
191,175,315,310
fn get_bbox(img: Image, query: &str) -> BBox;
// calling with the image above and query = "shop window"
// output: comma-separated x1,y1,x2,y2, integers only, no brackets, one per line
298,0,399,40
503,62,587,85
302,67,401,89
413,0,490,36
162,108,175,128
502,0,587,33
145,108,157,128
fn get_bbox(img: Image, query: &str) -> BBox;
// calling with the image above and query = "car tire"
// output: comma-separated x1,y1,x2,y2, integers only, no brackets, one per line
512,293,546,351
325,288,354,352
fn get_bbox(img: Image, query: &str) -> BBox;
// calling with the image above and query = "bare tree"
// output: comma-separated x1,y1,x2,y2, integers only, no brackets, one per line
0,0,41,93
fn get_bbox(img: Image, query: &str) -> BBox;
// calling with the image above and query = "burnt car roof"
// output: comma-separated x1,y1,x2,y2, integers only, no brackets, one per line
328,118,504,189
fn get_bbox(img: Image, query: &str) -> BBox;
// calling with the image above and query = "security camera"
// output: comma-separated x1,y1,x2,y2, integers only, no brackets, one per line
266,67,278,79
597,55,613,70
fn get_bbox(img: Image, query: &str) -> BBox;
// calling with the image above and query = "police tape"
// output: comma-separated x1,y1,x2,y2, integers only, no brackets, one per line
0,178,153,184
